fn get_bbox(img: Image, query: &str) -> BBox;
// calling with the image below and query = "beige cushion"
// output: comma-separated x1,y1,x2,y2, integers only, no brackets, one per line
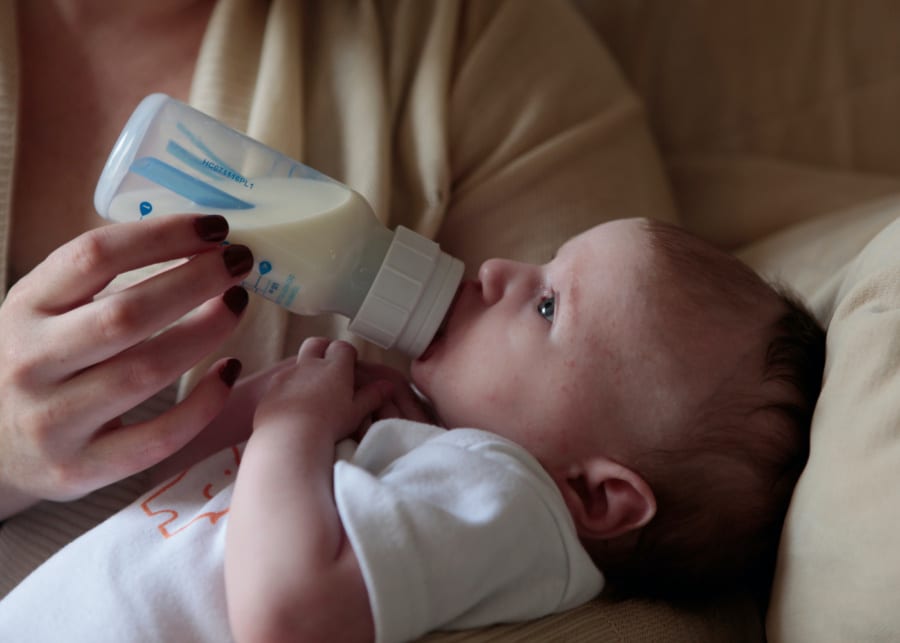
738,196,900,304
574,0,900,177
738,198,900,642
424,592,763,643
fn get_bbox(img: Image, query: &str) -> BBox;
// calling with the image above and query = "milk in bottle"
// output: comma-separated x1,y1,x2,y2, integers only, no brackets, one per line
95,94,462,358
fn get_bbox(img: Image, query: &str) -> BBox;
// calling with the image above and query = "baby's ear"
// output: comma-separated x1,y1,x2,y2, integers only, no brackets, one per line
555,458,656,541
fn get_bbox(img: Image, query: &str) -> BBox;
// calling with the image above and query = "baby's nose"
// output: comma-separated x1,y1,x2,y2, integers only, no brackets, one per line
478,258,512,304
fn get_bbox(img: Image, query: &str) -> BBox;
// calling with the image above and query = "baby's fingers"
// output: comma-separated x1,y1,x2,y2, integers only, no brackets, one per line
296,337,332,362
353,380,395,421
373,400,401,422
355,361,408,387
390,385,433,424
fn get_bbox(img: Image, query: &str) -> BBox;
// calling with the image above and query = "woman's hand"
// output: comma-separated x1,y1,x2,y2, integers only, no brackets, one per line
147,356,296,486
0,214,253,518
254,339,392,444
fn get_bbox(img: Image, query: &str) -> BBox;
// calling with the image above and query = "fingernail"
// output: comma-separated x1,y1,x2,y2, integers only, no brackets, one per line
194,215,229,242
219,358,242,387
223,245,253,276
222,286,249,316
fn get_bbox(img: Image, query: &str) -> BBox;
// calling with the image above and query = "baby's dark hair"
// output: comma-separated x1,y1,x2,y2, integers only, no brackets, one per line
588,219,826,600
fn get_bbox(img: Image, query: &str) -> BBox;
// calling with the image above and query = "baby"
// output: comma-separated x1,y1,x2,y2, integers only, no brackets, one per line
226,217,825,641
0,218,825,643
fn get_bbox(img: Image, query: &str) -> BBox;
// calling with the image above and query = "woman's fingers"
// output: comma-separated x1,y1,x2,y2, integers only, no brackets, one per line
0,215,258,506
59,289,249,429
81,357,244,493
25,215,232,311
41,244,252,378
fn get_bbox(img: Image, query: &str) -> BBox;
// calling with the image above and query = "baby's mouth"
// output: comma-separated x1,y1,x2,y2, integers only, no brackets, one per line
418,329,442,362
417,282,465,361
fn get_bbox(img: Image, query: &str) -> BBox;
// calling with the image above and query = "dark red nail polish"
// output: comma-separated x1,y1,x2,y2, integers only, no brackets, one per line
219,358,242,387
223,245,253,276
222,286,249,316
194,215,229,242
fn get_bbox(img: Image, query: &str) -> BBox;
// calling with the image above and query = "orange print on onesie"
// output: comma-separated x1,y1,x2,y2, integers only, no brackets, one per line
141,445,243,539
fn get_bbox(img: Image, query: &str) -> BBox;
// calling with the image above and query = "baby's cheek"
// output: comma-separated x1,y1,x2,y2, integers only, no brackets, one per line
435,375,498,429
475,372,526,413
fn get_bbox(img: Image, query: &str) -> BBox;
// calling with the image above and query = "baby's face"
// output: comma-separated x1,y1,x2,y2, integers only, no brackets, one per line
411,218,765,472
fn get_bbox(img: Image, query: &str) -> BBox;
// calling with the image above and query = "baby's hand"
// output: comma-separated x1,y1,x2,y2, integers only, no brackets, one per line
355,361,435,425
254,338,392,443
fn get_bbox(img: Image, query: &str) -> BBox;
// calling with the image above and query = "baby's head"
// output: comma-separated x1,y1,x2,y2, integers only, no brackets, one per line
411,217,825,598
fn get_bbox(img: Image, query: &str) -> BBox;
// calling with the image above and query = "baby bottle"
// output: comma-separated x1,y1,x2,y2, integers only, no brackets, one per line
94,94,463,358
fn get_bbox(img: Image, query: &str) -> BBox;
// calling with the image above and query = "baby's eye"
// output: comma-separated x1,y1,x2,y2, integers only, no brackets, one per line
537,294,555,322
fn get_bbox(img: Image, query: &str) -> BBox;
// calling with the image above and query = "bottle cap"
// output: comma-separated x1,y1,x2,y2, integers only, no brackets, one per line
349,226,464,357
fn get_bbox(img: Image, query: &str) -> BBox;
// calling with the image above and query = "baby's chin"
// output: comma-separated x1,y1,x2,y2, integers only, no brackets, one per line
408,359,430,396
409,361,450,421
408,382,445,427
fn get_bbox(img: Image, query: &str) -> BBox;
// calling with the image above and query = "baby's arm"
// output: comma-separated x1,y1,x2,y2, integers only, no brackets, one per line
225,339,390,643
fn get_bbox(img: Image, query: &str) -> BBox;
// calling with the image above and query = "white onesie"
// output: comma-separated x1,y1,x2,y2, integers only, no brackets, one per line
0,420,603,642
